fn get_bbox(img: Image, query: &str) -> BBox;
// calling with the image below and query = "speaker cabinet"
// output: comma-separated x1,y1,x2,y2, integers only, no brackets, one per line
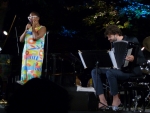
6,78,69,113
65,87,98,111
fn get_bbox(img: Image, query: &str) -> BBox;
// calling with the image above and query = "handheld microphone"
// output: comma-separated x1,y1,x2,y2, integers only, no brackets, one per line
26,22,32,31
28,21,32,25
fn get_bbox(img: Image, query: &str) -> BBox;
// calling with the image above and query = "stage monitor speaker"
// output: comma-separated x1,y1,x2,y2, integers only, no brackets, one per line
6,78,69,113
65,87,98,111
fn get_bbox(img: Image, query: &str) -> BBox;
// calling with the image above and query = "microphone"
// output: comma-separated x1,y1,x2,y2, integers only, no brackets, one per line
26,21,32,31
28,21,32,25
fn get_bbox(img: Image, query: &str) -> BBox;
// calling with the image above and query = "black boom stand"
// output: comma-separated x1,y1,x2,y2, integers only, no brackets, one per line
44,31,49,79
78,50,113,107
78,49,112,83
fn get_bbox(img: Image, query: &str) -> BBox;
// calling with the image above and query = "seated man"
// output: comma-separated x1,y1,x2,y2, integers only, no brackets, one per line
91,24,146,111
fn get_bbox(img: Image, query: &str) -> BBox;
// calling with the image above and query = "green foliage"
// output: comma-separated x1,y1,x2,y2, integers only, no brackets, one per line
6,0,149,43
82,0,132,29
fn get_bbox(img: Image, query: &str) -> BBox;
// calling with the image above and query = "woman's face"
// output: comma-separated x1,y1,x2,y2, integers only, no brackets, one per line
28,13,39,24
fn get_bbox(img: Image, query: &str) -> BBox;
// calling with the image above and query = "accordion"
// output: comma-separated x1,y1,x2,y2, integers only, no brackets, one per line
108,40,139,72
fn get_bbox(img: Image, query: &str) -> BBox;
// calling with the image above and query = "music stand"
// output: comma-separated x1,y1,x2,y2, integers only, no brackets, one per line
78,50,112,102
78,50,112,69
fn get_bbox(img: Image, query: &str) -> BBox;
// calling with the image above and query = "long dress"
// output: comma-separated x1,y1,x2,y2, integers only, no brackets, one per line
20,26,46,84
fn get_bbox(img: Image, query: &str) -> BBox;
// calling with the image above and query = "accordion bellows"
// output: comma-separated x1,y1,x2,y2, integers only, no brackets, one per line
109,40,139,72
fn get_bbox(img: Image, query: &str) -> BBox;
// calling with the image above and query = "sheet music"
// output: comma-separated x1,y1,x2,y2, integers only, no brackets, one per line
76,85,95,92
78,50,87,69
108,51,118,69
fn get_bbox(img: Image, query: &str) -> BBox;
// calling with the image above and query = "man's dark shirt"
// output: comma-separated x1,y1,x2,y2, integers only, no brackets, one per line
122,35,146,76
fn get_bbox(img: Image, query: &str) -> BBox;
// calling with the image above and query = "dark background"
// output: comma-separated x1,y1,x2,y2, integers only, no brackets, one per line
0,0,150,67
0,0,149,53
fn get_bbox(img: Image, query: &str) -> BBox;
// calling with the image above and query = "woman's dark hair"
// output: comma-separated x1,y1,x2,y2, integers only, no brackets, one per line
104,24,122,37
30,11,40,17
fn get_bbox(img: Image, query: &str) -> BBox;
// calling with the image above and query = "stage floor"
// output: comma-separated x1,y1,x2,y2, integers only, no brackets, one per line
1,108,150,113
1,77,150,113
69,111,150,113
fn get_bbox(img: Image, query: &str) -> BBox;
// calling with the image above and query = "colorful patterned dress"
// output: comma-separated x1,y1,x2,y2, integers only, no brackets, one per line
20,26,46,84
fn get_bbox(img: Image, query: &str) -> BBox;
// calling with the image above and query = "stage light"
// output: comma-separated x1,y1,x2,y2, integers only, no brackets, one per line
3,31,8,35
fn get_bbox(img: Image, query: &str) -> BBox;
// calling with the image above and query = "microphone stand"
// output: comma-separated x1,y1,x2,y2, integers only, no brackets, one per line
44,31,49,79
4,26,20,101
14,27,20,81
15,27,20,56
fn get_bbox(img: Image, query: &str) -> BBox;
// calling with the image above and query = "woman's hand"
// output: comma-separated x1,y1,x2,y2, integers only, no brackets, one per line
32,20,38,29
25,23,31,30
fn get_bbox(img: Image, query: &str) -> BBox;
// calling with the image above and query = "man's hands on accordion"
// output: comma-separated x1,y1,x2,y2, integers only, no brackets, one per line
125,55,134,62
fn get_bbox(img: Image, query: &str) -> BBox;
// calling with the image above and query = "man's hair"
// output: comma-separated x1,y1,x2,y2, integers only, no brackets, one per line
30,11,40,17
104,24,122,37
